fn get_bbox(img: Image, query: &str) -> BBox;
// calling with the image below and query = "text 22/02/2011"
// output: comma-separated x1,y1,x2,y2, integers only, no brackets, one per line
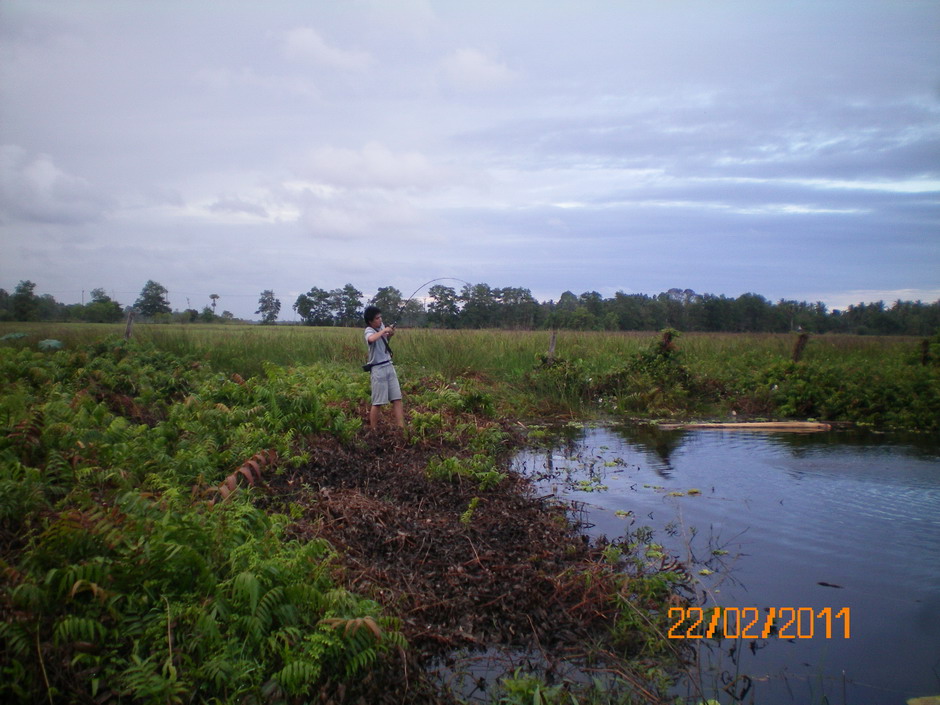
668,607,851,640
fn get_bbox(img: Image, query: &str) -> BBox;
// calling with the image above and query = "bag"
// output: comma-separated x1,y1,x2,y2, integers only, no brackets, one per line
362,360,391,372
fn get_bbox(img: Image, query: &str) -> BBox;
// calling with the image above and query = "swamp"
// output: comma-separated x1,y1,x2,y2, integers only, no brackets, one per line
1,322,938,703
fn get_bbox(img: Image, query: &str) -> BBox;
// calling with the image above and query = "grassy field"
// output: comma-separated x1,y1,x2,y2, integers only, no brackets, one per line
0,321,925,371
3,322,936,423
1,321,936,428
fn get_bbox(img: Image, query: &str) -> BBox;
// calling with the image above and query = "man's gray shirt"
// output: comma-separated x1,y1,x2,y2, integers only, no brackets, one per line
364,325,392,366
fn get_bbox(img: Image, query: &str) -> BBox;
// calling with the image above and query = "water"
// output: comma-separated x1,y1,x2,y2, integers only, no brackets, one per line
512,425,940,704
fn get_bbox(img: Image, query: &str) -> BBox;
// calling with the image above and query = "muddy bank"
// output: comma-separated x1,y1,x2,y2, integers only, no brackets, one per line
260,426,670,702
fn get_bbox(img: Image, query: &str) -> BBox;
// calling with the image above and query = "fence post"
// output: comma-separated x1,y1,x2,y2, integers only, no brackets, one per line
792,332,809,362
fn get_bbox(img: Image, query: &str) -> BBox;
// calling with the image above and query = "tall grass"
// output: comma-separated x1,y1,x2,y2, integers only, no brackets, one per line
2,322,934,428
4,323,917,374
0,323,652,378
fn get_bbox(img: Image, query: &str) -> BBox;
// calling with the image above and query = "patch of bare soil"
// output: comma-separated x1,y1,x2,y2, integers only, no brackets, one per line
260,425,630,702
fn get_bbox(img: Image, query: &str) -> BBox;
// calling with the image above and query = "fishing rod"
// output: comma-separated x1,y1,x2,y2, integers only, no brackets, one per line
390,277,471,325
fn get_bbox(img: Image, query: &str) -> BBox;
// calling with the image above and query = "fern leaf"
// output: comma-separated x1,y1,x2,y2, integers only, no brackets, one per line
53,615,105,646
233,571,261,613
347,647,377,676
273,660,320,696
0,620,34,657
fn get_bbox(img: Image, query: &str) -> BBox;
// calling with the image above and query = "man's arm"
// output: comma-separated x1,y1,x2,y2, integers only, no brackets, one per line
366,324,394,343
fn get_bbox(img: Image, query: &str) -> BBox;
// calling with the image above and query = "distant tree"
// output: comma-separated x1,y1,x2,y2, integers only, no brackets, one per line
696,293,734,332
498,286,539,329
293,287,332,326
220,310,235,322
553,291,590,329
37,294,64,321
326,289,343,324
399,299,426,327
459,283,498,328
209,293,219,313
134,280,171,317
733,293,773,332
11,280,40,321
579,291,605,320
371,286,403,320
199,306,216,323
427,285,460,328
63,303,85,321
601,311,619,330
256,290,281,324
609,292,652,330
329,284,363,326
0,288,10,321
84,288,123,323
888,299,939,336
557,291,578,312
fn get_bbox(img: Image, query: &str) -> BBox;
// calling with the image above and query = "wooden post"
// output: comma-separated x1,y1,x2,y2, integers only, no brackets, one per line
546,329,557,364
792,332,809,362
124,310,135,340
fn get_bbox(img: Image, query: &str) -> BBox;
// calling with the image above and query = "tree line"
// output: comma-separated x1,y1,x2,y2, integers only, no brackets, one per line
0,280,234,325
3,279,938,336
289,283,940,336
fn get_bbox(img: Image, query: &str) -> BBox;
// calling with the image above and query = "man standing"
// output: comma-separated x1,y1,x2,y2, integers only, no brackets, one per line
363,305,404,429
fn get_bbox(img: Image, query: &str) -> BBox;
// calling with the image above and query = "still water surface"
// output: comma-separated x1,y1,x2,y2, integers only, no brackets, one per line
512,425,940,704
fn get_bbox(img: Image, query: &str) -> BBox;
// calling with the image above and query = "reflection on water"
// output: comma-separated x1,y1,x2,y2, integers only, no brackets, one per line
512,425,940,704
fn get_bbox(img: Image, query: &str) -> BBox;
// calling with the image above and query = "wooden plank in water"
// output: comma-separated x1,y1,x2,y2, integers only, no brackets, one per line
659,421,832,432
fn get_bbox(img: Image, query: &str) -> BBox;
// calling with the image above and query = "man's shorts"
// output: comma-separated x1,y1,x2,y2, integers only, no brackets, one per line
370,363,402,406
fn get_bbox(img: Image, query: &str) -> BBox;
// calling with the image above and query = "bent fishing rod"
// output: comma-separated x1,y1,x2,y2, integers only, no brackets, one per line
389,277,471,326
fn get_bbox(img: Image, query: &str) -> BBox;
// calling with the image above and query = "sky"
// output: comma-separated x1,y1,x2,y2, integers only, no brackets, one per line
1,0,938,321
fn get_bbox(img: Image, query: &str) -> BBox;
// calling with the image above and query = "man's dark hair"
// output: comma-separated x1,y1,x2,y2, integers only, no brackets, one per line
364,305,381,325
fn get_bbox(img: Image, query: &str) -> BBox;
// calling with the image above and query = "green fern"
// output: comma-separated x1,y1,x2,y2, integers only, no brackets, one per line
0,620,33,658
0,461,47,524
273,660,321,696
0,341,412,703
53,615,106,646
120,654,188,705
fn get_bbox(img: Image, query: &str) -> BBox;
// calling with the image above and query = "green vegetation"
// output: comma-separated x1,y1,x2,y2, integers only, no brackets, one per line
1,324,937,703
2,323,937,431
0,340,407,703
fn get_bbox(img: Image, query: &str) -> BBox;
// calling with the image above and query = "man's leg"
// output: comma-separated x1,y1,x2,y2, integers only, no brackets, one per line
391,399,404,427
370,404,382,429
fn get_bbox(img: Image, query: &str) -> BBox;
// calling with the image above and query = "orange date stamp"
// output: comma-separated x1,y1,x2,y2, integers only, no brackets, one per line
667,607,851,639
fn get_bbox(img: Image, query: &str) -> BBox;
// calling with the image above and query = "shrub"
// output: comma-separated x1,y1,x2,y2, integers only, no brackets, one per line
0,340,404,703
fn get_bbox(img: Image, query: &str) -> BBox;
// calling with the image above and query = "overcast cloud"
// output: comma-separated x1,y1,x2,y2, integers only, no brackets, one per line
1,0,938,319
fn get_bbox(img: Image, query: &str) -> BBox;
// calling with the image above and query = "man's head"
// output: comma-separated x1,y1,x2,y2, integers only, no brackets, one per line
364,305,381,326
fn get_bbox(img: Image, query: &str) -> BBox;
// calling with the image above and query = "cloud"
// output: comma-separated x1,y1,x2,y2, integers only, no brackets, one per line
296,142,454,191
208,197,270,219
440,48,518,90
0,145,111,224
282,142,475,241
280,27,371,71
295,188,426,240
192,67,318,99
809,289,940,310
